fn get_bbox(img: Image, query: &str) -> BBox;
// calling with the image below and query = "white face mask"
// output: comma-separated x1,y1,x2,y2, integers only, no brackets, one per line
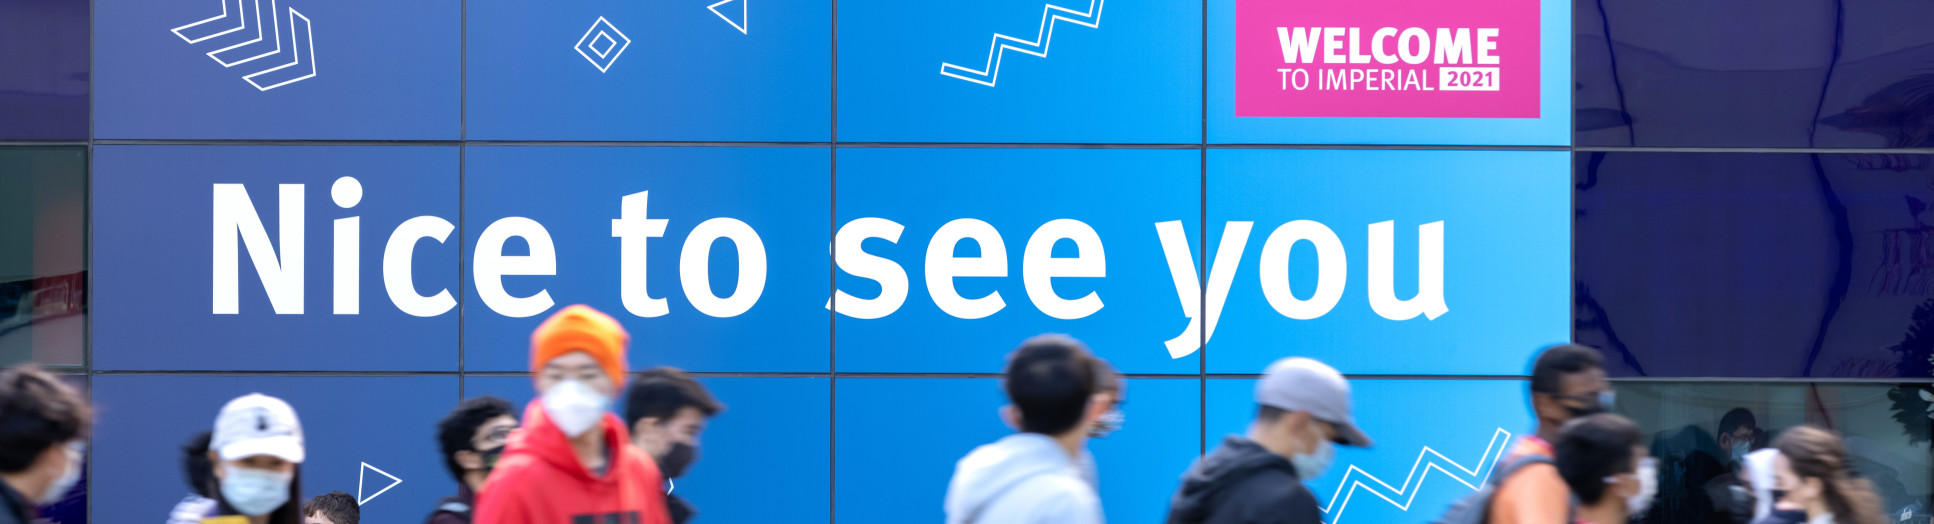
220,463,293,516
1290,422,1336,481
542,379,610,438
1609,458,1659,516
37,443,83,505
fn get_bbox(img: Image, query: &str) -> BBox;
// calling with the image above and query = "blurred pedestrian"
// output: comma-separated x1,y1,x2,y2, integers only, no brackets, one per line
944,334,1109,524
624,367,723,524
473,305,669,524
169,393,307,524
427,396,518,524
1076,357,1125,490
1165,357,1373,524
1770,426,1885,524
302,491,358,524
1555,414,1655,524
0,365,89,524
1489,345,1612,524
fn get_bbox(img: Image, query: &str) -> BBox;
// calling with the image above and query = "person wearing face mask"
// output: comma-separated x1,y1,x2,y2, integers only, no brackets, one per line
1769,426,1886,524
1489,345,1612,524
1705,408,1764,524
1556,414,1656,524
474,305,670,524
1165,357,1374,524
0,365,89,524
623,367,723,524
168,392,307,524
427,396,519,524
1076,357,1125,491
944,334,1111,524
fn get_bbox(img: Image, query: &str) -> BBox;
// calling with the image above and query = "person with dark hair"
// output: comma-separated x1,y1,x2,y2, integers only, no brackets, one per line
474,305,669,524
426,396,517,524
168,393,308,524
0,365,89,524
1771,426,1886,524
1706,408,1764,524
1166,357,1373,524
169,431,222,523
943,334,1109,524
624,367,723,524
302,491,359,524
1489,344,1610,524
1556,414,1655,524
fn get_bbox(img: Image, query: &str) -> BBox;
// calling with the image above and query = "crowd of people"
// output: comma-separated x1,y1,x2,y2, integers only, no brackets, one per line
0,304,1905,524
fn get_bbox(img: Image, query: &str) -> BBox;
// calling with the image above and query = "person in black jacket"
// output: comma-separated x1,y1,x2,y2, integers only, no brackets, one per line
1167,358,1373,524
425,396,518,524
0,365,90,524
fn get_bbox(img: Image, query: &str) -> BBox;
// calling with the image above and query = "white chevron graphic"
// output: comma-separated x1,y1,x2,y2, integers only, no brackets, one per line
1317,428,1515,524
939,0,1103,87
169,0,318,91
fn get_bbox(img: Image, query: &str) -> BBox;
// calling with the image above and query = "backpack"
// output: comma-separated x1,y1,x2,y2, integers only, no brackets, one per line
1431,454,1569,524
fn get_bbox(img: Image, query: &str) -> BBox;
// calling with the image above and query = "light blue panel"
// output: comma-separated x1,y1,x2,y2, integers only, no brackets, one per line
462,146,830,373
838,0,1201,143
835,148,1200,374
466,0,830,141
95,0,460,139
91,375,459,524
1205,149,1569,375
1205,0,1571,145
463,376,832,524
1206,378,1535,524
835,378,1200,524
91,145,459,371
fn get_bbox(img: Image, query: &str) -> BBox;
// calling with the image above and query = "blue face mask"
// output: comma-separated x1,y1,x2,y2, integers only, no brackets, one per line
1730,442,1750,463
1291,439,1335,481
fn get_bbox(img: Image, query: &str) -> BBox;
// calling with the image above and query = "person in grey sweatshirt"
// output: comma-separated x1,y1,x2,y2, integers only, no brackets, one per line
944,334,1111,524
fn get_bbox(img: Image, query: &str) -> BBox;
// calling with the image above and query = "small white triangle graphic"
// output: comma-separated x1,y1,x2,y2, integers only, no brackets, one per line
357,462,403,505
707,0,747,34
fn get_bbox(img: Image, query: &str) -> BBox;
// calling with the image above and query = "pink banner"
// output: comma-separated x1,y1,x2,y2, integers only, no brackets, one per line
1235,0,1541,118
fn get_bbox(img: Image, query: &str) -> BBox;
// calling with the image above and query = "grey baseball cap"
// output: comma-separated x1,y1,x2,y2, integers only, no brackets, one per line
1256,357,1373,447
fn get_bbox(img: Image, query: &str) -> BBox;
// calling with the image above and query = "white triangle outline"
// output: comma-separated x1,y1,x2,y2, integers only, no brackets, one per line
706,0,746,34
357,462,403,505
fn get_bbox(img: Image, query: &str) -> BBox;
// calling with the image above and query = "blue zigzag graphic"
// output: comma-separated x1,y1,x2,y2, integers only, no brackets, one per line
939,0,1102,87
1317,428,1515,524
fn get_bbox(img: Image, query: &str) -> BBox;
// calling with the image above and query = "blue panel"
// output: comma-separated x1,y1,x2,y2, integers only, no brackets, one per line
90,375,458,524
835,148,1200,374
0,0,88,139
465,0,830,141
463,376,833,524
1206,378,1535,524
1206,149,1569,375
93,0,460,139
837,0,1201,143
462,147,830,373
91,146,459,371
1206,0,1571,145
835,378,1200,524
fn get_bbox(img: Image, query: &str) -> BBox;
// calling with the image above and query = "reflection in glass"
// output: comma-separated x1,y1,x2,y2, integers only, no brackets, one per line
1614,381,1932,524
0,147,87,367
1576,152,1934,379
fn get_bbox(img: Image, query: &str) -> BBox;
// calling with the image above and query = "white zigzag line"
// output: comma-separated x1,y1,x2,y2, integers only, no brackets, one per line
938,0,1102,87
1318,428,1514,524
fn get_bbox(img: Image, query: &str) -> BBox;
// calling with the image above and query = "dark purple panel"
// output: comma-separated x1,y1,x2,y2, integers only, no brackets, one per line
1575,0,1934,149
0,0,89,140
1576,152,1934,379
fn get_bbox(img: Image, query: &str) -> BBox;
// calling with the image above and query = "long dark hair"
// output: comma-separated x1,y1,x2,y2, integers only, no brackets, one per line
1773,426,1884,524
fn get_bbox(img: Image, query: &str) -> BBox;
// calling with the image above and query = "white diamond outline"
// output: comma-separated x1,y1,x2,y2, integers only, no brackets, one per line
574,16,631,73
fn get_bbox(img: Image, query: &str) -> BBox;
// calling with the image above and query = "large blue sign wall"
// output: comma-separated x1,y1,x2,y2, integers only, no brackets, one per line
71,0,1578,522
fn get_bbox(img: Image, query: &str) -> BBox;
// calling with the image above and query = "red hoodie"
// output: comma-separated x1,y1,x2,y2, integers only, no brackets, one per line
474,401,670,524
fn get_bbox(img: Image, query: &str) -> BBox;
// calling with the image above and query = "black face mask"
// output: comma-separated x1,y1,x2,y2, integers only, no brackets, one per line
478,445,505,475
657,442,697,479
1558,390,1615,418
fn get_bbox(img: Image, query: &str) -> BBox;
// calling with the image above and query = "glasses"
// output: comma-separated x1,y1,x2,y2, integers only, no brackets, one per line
475,425,514,448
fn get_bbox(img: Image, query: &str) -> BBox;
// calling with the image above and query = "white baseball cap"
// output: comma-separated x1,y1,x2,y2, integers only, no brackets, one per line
1256,357,1373,447
211,393,305,463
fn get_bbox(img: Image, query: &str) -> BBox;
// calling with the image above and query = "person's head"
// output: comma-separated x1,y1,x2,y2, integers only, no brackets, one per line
1557,414,1653,517
1529,344,1610,429
208,393,305,520
436,396,517,491
1250,357,1373,481
1001,334,1105,438
624,367,723,479
0,365,91,505
1717,408,1759,463
1773,426,1885,524
531,305,630,438
300,491,358,524
1086,357,1125,438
